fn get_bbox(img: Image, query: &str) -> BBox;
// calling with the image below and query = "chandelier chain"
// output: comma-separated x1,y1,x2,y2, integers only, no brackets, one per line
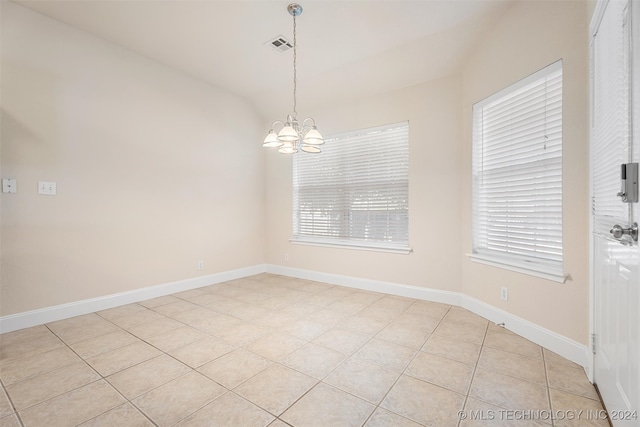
292,12,297,117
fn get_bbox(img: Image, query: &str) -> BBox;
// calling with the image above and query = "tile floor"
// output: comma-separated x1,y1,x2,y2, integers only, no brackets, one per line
0,274,608,427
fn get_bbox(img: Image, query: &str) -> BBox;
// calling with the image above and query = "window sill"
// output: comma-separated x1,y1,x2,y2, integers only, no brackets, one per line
467,253,567,283
290,238,413,255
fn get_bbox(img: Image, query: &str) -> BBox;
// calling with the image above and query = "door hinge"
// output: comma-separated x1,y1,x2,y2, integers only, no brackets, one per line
591,333,597,354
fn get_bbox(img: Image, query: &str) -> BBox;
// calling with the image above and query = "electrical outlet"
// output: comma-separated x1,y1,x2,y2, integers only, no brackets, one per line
500,287,508,301
2,178,16,193
197,260,204,270
284,253,289,262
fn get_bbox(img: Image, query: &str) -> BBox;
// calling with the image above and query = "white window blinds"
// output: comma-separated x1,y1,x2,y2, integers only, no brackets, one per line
293,122,409,252
472,61,563,279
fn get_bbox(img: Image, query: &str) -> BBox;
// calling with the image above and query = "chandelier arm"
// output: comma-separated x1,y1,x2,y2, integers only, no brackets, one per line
270,120,285,131
301,117,316,130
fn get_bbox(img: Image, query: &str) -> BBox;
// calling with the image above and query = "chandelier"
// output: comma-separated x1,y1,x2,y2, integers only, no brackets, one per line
262,3,324,154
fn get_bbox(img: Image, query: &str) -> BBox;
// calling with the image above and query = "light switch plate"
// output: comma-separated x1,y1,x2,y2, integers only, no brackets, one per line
2,178,17,193
38,181,57,195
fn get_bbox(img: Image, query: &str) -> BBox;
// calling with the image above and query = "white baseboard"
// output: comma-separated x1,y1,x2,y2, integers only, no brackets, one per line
267,264,463,306
461,296,590,370
0,264,266,334
2,263,590,373
267,264,590,370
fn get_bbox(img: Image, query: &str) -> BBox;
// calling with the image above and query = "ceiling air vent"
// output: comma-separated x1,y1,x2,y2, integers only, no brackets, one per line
266,35,293,53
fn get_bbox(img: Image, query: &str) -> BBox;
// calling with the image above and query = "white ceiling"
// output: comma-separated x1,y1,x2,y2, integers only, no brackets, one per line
14,0,512,118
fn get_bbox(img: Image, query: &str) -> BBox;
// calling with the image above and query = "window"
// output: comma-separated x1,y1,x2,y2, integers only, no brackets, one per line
292,122,409,253
472,61,564,281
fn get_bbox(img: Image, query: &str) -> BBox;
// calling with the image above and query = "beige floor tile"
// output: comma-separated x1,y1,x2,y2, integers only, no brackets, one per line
68,330,140,359
188,292,233,307
405,351,475,394
281,382,375,427
0,414,21,427
235,291,273,305
143,325,208,353
106,354,191,399
267,420,291,427
303,292,344,307
7,361,101,410
97,303,148,320
172,288,209,301
132,371,225,427
484,329,543,359
212,321,274,346
339,313,391,335
227,302,270,321
47,314,122,344
246,332,307,361
0,386,15,418
78,403,154,427
0,346,80,386
255,295,291,310
364,407,423,427
198,349,271,389
169,336,235,368
381,375,465,427
326,299,370,315
444,309,490,328
357,307,401,323
151,299,199,317
282,343,346,379
461,397,551,427
281,302,322,317
197,295,241,313
376,321,432,349
188,312,245,335
404,300,451,320
477,347,546,384
313,327,372,355
281,318,333,341
549,389,609,427
108,309,169,331
353,338,416,372
256,311,301,328
234,364,316,415
546,359,599,400
469,368,550,411
0,326,65,361
324,357,400,404
18,380,126,427
305,308,349,325
393,312,441,332
432,320,487,345
126,316,184,340
422,333,482,365
86,341,161,376
369,296,415,313
543,348,582,370
175,392,275,427
138,295,181,308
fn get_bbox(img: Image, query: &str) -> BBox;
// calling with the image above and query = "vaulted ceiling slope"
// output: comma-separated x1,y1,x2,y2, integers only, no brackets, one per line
14,0,512,117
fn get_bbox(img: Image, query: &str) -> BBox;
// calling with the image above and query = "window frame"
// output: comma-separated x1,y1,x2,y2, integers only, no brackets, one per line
470,60,566,283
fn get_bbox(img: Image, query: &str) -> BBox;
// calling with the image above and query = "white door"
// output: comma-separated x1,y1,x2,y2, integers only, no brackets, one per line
591,0,639,425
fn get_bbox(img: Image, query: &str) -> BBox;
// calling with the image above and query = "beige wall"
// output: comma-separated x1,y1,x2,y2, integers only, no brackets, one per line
266,75,464,292
461,0,589,344
0,3,265,315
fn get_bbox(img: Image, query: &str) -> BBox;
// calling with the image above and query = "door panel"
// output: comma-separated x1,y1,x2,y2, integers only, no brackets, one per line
591,0,639,425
